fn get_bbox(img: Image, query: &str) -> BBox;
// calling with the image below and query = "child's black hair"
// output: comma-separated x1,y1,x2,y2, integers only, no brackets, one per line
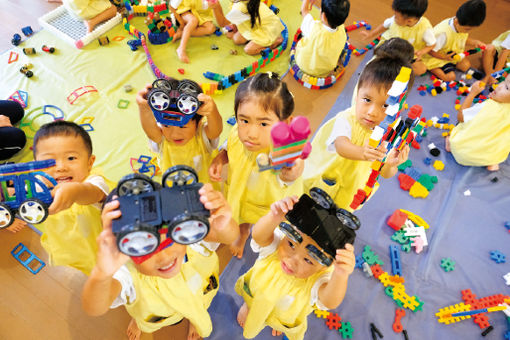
358,55,415,95
392,0,428,18
245,0,262,29
33,120,93,157
374,37,415,64
234,72,294,121
456,0,486,27
321,0,350,29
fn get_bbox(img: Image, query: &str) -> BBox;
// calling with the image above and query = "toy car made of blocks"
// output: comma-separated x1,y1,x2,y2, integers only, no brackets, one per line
147,78,203,127
111,165,211,256
256,116,312,172
0,160,57,228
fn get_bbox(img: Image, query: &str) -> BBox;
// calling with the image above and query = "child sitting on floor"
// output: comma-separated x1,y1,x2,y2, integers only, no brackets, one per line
209,72,304,258
294,0,350,77
81,184,239,340
363,0,436,75
33,121,112,275
303,56,411,211
136,80,222,185
62,0,117,32
211,0,284,55
447,79,510,171
235,193,356,340
483,30,510,84
170,0,217,63
422,0,486,82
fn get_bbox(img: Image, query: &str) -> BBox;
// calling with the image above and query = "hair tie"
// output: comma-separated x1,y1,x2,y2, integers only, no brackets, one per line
267,71,273,78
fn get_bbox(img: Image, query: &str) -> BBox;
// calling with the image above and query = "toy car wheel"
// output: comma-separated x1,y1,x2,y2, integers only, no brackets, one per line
169,214,209,245
177,94,199,115
162,165,198,187
177,80,202,95
152,78,176,92
18,198,48,224
148,90,171,111
0,203,14,229
117,173,155,196
309,187,334,210
117,225,160,256
336,208,361,230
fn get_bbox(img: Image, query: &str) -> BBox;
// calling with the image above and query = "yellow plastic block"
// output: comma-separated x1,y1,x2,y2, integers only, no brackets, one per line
313,309,330,319
371,160,382,171
433,160,445,171
395,67,412,83
409,182,429,198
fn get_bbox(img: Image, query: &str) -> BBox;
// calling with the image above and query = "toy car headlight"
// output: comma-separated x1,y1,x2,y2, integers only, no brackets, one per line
305,244,333,266
168,214,210,245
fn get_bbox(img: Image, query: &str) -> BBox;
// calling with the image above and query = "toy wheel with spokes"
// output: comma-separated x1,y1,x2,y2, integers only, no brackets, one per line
177,80,202,95
169,214,209,245
117,225,160,256
18,198,48,224
0,203,14,229
177,94,200,115
148,90,171,111
162,165,198,187
309,187,334,210
152,78,177,92
336,208,361,230
117,173,155,196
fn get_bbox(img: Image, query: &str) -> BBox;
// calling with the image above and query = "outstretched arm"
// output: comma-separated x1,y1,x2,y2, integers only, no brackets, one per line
360,23,386,41
197,94,223,141
458,81,484,123
137,84,163,144
200,184,239,245
252,196,298,247
210,1,230,27
49,181,106,214
335,136,386,162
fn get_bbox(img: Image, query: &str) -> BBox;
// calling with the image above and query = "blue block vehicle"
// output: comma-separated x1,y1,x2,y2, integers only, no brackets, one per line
0,160,56,228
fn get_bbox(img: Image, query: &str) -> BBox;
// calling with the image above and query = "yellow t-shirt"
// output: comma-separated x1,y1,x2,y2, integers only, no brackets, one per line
225,126,304,224
381,16,434,52
303,107,377,211
154,119,218,185
62,0,112,20
113,245,219,335
226,1,284,47
492,30,510,62
235,231,332,340
422,18,468,70
39,169,112,275
173,0,214,26
295,14,347,77
450,99,510,166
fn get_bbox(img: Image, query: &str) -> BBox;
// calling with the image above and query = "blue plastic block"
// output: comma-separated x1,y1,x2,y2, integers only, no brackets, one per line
389,245,402,276
355,254,365,269
21,26,33,37
214,27,222,36
504,221,510,231
415,134,423,143
423,157,432,165
226,116,236,126
490,250,506,264
404,166,422,181
437,117,450,124
11,243,46,274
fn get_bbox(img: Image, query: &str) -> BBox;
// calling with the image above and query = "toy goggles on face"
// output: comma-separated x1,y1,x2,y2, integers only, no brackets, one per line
129,236,174,264
279,221,334,266
147,78,202,127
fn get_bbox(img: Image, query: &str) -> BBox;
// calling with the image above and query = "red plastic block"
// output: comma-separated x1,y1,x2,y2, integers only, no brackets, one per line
398,173,416,191
387,210,408,231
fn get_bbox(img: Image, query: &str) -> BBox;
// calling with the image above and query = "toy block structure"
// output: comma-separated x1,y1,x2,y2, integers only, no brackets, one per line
11,243,46,274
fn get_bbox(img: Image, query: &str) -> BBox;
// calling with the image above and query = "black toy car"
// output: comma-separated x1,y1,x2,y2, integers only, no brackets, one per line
112,165,210,257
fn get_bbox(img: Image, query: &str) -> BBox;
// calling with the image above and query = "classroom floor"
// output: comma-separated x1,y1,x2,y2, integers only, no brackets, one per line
0,0,509,339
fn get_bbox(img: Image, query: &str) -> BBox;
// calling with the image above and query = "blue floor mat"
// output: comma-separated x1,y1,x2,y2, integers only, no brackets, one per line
206,57,510,340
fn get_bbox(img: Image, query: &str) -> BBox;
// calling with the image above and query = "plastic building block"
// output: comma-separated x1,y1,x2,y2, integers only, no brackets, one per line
398,173,416,191
67,85,98,104
313,309,330,319
42,45,56,53
504,330,510,340
21,26,34,36
124,84,133,92
178,68,185,75
362,245,384,265
226,116,236,126
12,33,22,46
401,243,411,252
389,245,402,276
117,99,130,109
505,221,510,232
78,116,95,132
8,90,29,108
339,321,353,339
504,272,510,286
418,174,438,191
393,308,405,333
11,243,46,274
411,236,424,254
397,159,412,172
362,262,373,277
409,182,429,198
433,160,445,171
325,312,342,330
387,209,408,230
404,167,422,180
370,264,383,278
490,250,506,263
8,51,19,64
355,254,365,269
210,44,218,50
441,258,455,272
428,143,440,157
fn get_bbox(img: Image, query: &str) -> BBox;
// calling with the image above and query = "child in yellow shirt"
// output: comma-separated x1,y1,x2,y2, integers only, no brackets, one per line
209,72,304,258
423,0,486,82
363,0,436,75
81,184,239,340
211,0,284,55
33,121,111,275
294,0,350,77
304,56,411,211
483,30,510,84
235,193,356,340
63,0,117,32
136,80,222,185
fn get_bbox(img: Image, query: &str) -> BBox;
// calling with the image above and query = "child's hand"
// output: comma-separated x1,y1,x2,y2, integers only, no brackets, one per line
269,195,298,219
96,199,129,277
0,115,12,127
196,93,218,117
385,145,410,168
363,142,386,162
209,150,228,182
332,243,355,277
472,40,486,49
470,81,485,96
359,30,370,41
445,51,456,61
49,182,80,214
199,184,232,231
136,83,152,112
279,158,304,183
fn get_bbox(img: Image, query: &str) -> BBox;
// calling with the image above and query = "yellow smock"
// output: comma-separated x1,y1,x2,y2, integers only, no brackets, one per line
62,0,112,20
450,99,510,166
39,170,112,275
175,0,214,26
492,30,510,62
295,17,347,77
157,120,218,185
303,107,377,211
235,241,331,340
225,126,303,224
123,247,219,335
380,16,433,52
422,18,468,70
228,1,284,47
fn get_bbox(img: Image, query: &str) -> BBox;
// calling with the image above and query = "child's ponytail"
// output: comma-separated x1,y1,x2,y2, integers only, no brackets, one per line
247,0,261,28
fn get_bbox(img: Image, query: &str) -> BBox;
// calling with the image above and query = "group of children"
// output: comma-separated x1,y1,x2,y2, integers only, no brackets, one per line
5,0,510,339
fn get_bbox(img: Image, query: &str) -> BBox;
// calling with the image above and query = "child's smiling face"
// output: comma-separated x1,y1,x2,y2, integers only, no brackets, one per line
161,119,198,146
134,237,187,278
